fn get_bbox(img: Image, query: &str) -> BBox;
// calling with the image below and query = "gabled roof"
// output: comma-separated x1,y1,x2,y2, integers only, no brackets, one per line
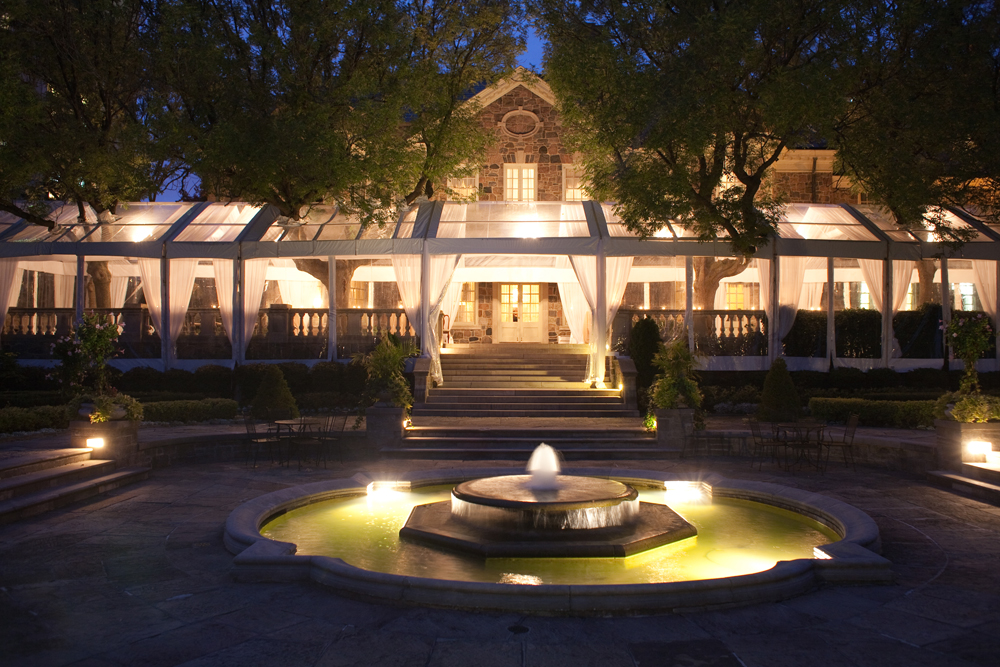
468,66,556,108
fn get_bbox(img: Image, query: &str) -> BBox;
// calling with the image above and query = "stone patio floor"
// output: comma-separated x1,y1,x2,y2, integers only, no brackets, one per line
2,439,999,666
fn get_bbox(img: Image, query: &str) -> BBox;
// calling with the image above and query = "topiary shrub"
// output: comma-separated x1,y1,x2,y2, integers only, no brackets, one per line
758,357,801,422
648,339,701,410
235,363,270,405
251,365,299,419
628,317,664,390
277,362,311,395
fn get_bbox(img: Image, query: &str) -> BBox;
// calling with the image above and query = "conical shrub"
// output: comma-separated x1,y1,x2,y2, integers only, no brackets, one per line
251,365,299,419
758,357,800,422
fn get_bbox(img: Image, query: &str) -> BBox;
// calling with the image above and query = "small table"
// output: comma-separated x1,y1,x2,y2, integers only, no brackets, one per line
776,422,825,470
273,418,324,465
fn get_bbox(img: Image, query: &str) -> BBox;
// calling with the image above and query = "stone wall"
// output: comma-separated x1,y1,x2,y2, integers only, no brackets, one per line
772,172,858,205
478,85,568,202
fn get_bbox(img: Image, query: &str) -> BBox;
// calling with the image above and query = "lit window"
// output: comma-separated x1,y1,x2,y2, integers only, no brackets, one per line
724,283,759,310
563,165,585,201
455,282,477,323
859,282,870,309
958,283,976,311
446,174,478,200
500,283,540,322
349,281,369,309
504,165,536,201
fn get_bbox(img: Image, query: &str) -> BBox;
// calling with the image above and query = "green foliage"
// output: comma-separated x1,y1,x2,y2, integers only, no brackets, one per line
0,405,73,434
781,311,827,357
235,364,271,405
251,366,299,420
141,398,239,423
353,336,417,413
276,363,311,396
648,339,701,410
296,392,363,412
628,317,664,389
50,313,123,395
537,0,850,255
0,391,65,409
758,358,801,422
835,309,882,359
309,361,367,395
947,312,994,393
165,0,524,224
0,0,177,222
193,365,234,397
89,393,143,423
809,397,935,428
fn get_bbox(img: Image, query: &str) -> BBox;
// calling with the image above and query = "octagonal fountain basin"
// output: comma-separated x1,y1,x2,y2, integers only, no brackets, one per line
225,468,891,615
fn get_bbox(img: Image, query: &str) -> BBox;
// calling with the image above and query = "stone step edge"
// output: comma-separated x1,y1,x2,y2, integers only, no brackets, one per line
0,449,94,480
0,467,151,525
926,470,1000,505
382,448,682,460
0,459,117,500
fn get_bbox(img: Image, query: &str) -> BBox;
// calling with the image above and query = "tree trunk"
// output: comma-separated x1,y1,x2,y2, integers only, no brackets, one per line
692,257,751,310
87,261,113,309
916,260,938,306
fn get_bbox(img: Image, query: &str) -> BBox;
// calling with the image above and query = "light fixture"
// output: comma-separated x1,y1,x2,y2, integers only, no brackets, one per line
86,437,105,449
967,440,992,455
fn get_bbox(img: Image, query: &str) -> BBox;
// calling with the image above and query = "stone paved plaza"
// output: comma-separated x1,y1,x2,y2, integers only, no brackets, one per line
2,453,1000,667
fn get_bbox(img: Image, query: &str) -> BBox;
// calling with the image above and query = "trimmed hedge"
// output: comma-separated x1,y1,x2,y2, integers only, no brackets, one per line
0,391,66,408
0,405,73,433
808,397,935,428
141,398,239,422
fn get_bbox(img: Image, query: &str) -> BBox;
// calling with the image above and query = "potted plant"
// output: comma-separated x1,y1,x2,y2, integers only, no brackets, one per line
934,313,1000,469
54,313,144,463
352,336,417,450
648,338,702,447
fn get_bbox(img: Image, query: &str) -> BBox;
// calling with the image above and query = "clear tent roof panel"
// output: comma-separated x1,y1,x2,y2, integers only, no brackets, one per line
395,208,419,239
854,205,991,242
778,204,878,241
174,203,261,242
5,203,99,242
91,202,194,243
262,205,360,242
601,204,718,239
435,202,588,238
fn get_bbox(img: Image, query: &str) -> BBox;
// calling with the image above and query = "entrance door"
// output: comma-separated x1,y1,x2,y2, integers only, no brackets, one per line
497,283,544,343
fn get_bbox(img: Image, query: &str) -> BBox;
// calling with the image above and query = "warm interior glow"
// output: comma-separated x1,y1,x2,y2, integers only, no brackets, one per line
130,225,154,242
967,440,992,455
86,437,105,449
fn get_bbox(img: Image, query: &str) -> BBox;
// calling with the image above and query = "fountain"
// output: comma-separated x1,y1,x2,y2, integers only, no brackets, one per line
399,444,697,557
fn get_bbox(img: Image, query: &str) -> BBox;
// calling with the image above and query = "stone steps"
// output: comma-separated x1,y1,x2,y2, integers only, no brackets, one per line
0,448,150,525
413,407,637,418
406,426,654,440
926,470,1000,506
383,447,678,461
0,459,117,501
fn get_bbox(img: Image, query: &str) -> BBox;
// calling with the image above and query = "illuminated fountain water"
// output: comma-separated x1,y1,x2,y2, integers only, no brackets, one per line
400,444,696,557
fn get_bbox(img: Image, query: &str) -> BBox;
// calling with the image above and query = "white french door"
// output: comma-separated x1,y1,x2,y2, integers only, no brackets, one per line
496,283,544,342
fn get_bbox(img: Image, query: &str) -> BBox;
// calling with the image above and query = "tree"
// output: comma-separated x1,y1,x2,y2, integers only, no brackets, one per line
834,0,1000,239
165,0,523,290
0,0,183,304
533,0,851,256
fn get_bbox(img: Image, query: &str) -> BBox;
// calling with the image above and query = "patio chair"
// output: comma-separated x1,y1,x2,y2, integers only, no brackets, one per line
293,414,350,468
242,410,278,468
318,414,350,464
823,413,859,471
749,420,783,470
680,411,717,458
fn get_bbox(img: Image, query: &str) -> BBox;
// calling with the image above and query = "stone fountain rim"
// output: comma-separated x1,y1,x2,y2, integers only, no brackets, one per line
452,474,638,511
224,467,891,615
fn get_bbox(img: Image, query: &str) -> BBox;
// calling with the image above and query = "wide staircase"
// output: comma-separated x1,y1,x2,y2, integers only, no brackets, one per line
396,344,658,460
0,448,149,524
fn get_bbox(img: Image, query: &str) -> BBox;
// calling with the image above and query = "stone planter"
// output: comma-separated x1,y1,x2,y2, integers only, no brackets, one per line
655,407,694,450
69,419,142,467
934,419,1000,470
365,402,405,455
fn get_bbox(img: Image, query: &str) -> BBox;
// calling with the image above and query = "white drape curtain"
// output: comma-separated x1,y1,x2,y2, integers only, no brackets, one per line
427,255,462,384
757,256,808,348
972,260,997,323
605,256,633,335
110,277,129,309
392,255,422,341
557,281,590,346
137,258,197,343
569,255,598,381
0,259,22,326
53,275,75,308
213,260,235,344
855,259,914,357
857,260,885,311
242,259,269,354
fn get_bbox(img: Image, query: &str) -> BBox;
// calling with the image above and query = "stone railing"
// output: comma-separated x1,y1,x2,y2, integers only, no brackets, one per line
613,309,768,357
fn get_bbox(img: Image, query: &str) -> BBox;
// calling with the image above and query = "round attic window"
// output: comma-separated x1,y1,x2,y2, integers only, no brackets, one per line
500,109,540,138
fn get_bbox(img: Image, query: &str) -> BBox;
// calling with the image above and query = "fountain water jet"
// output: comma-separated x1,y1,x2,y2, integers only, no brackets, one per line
400,444,697,557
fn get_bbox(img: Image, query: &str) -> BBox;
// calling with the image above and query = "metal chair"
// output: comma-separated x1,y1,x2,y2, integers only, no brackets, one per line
293,414,349,468
242,410,278,468
680,411,718,458
749,420,783,470
823,413,859,471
